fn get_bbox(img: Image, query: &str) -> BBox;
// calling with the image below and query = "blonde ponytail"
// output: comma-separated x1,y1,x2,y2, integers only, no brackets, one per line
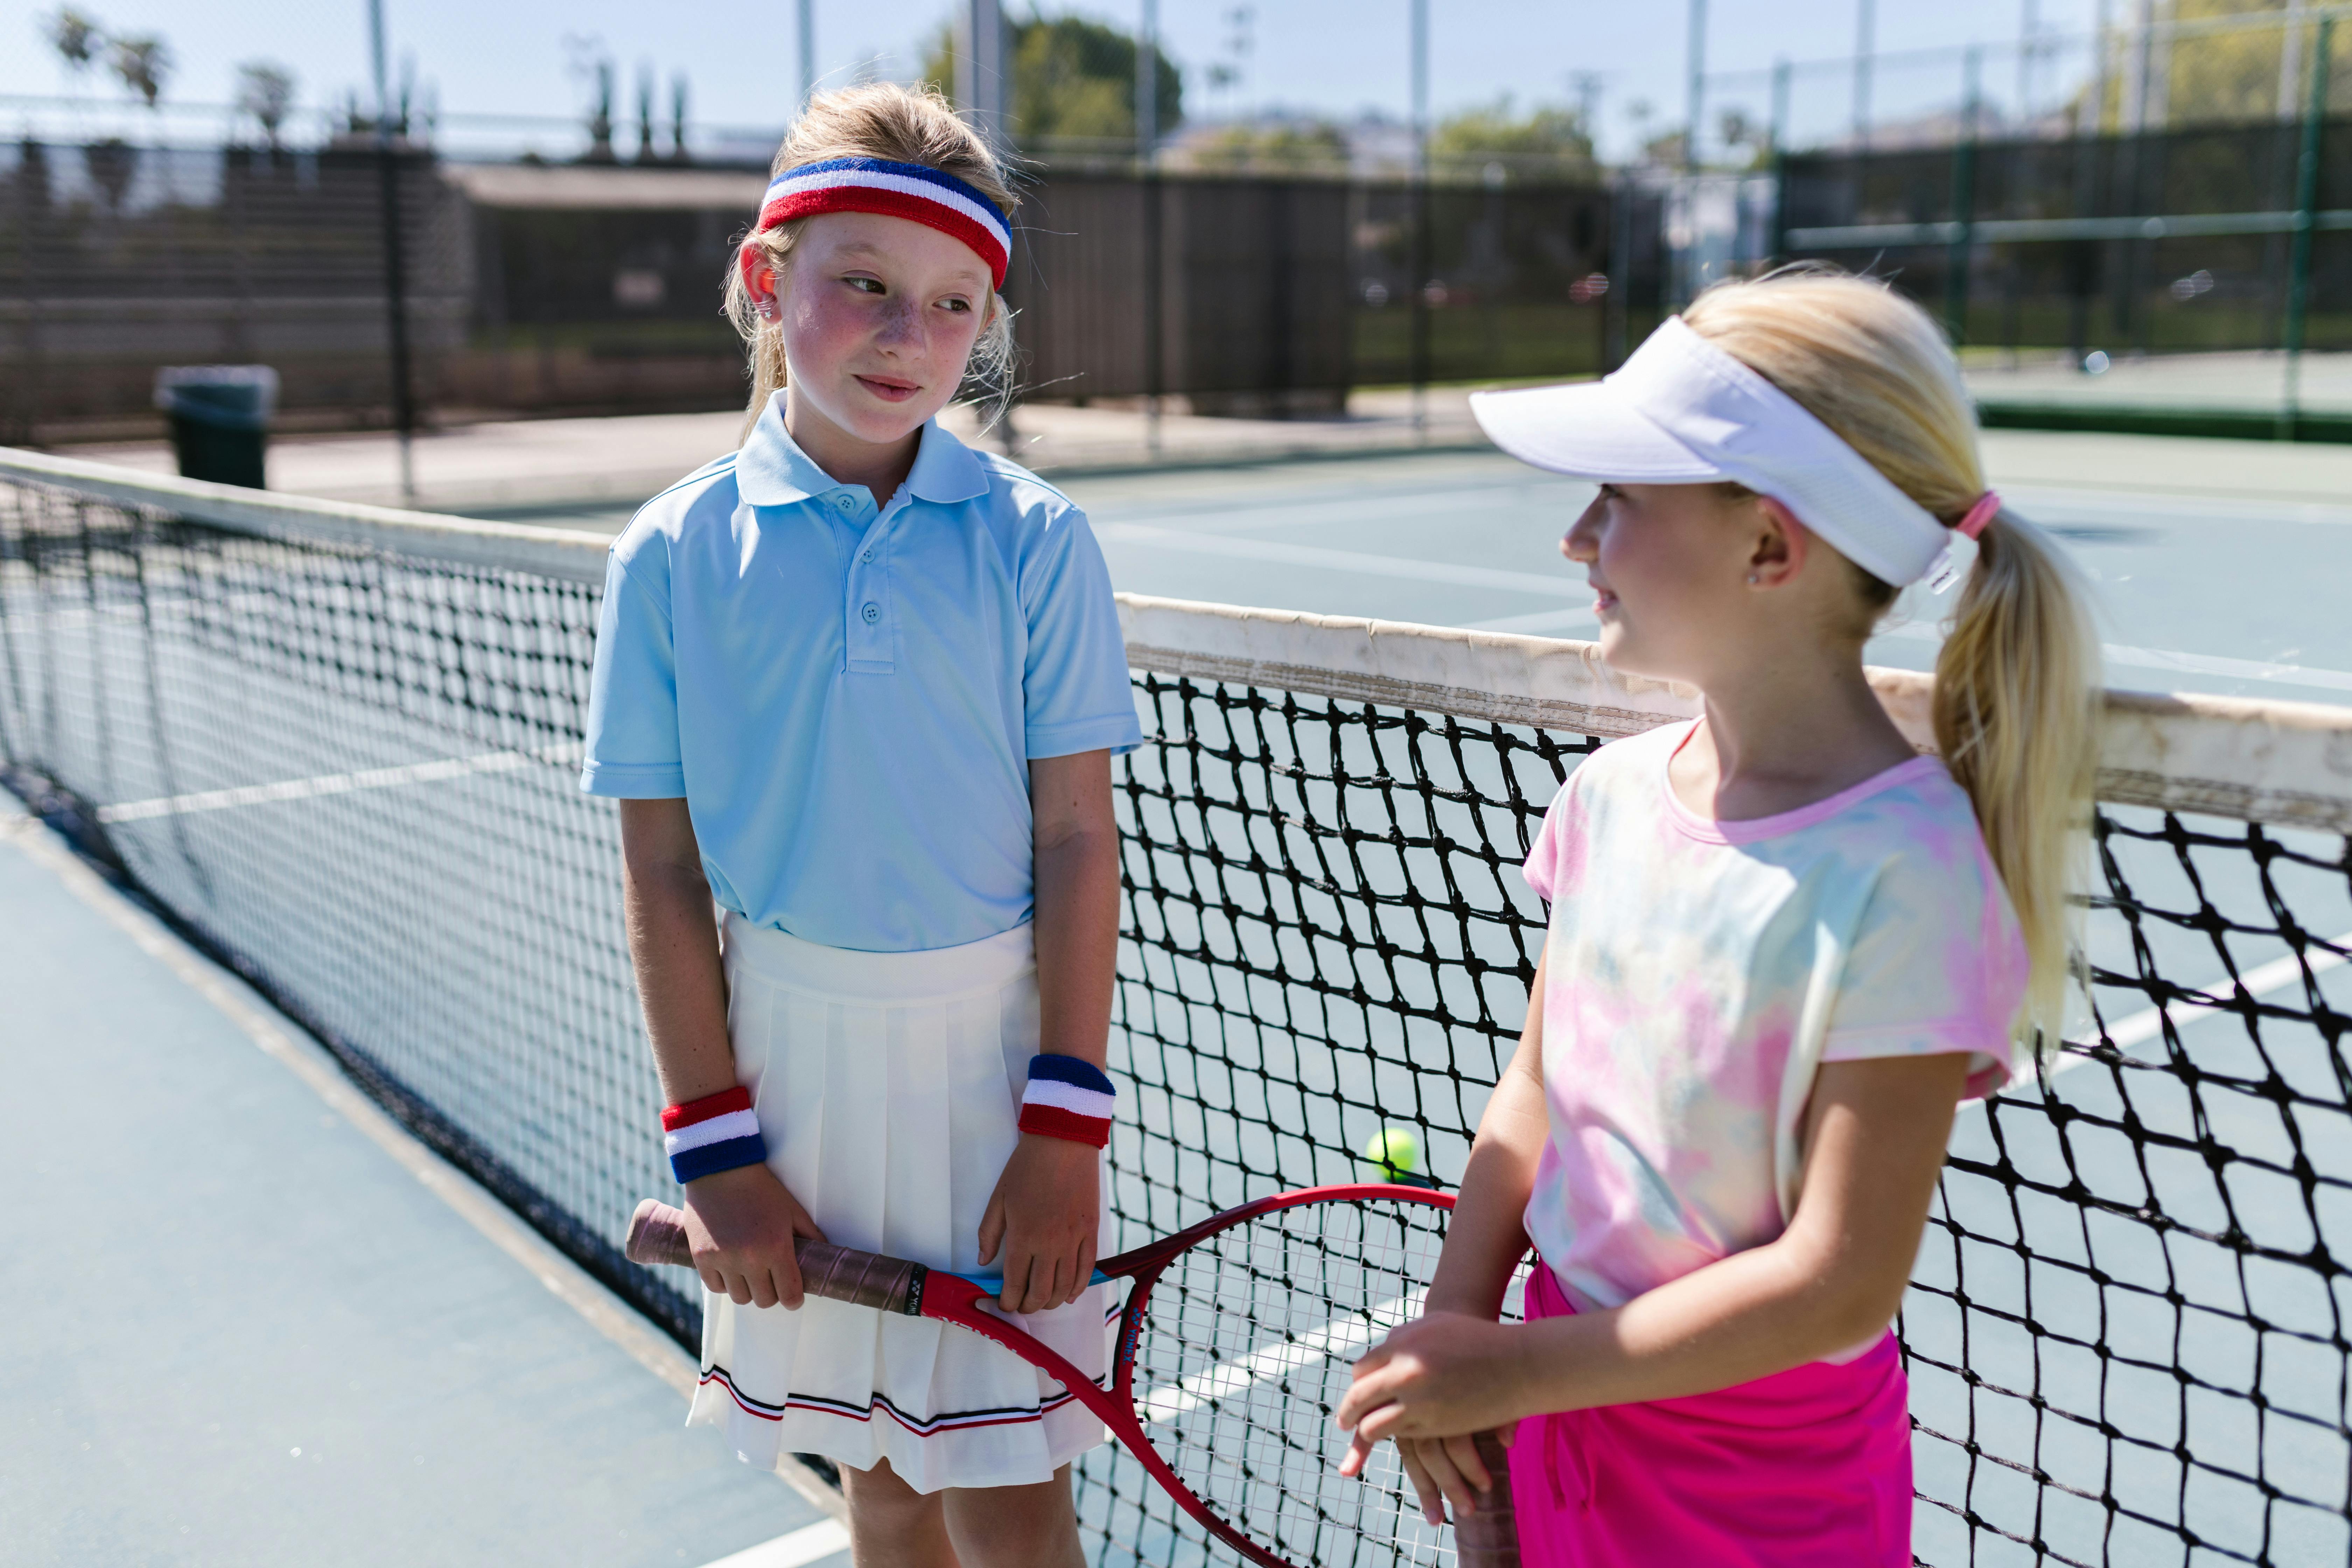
1685,270,2101,1056
722,82,1020,441
1933,509,2100,1049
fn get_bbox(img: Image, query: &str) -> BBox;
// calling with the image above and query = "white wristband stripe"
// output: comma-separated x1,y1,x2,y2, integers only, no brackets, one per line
1022,1078,1117,1119
664,1108,764,1157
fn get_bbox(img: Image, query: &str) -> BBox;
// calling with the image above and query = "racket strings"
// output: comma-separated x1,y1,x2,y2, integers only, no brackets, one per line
1130,1198,1460,1566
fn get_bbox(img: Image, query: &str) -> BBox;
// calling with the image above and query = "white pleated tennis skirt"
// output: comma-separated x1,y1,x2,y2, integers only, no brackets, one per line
685,912,1114,1494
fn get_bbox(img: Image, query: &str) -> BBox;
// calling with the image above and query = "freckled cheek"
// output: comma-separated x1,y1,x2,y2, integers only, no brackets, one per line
930,311,984,359
785,293,878,369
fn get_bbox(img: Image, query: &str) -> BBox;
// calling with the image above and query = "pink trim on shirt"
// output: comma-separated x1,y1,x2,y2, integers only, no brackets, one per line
1661,721,1948,845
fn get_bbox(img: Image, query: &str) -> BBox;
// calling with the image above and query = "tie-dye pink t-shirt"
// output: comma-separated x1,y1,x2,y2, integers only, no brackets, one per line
1519,720,2029,1313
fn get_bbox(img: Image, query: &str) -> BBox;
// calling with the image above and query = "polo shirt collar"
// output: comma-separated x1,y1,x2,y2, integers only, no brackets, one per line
735,391,989,509
904,420,990,505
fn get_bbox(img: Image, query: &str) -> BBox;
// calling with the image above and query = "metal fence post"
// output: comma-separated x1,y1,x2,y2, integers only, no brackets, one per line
1944,47,1982,345
2283,13,2333,439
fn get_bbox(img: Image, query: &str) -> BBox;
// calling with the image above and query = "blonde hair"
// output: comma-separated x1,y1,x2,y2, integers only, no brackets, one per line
722,82,1019,440
1682,270,2101,1057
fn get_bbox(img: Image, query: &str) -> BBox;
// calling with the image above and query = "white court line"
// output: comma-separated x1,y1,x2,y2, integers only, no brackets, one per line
2063,932,2352,1069
693,1519,852,1568
1880,621,2352,694
96,742,586,824
1096,524,1583,599
1136,1290,1422,1424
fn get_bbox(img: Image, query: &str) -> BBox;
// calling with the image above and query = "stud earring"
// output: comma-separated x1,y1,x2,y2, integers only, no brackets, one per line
1746,573,1759,584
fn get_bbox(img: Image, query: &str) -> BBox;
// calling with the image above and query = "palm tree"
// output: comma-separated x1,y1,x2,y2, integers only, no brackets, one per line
235,61,296,149
45,7,102,75
107,32,169,110
44,6,105,136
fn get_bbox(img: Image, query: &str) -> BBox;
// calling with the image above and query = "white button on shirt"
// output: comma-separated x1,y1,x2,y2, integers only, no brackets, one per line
580,395,1142,952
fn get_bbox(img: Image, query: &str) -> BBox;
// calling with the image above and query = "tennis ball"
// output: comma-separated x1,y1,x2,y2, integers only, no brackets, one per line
1361,1127,1422,1181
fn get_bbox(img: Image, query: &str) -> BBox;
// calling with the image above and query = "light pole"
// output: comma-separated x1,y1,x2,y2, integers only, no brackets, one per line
1138,0,1162,457
957,0,1007,155
2123,0,2154,134
798,0,814,111
1409,0,1430,438
1685,0,1706,173
2279,0,2311,124
1852,0,1875,150
367,0,415,505
2017,0,2038,124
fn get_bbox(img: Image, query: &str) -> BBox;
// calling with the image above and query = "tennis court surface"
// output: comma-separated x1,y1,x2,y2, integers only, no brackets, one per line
3,446,2348,1567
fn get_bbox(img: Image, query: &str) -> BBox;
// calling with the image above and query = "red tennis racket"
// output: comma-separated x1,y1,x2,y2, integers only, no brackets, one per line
626,1183,1519,1568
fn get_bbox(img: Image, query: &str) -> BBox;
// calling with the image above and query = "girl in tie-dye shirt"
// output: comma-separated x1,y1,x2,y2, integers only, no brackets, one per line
1337,273,2101,1567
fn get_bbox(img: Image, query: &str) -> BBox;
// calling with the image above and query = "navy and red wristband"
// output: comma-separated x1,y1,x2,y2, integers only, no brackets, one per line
1017,1054,1116,1149
663,1086,769,1183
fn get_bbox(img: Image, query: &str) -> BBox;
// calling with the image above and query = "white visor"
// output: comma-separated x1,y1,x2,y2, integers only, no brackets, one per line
1469,317,1953,588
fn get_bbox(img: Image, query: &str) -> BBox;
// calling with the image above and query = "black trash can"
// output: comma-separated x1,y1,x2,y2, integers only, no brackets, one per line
154,366,279,489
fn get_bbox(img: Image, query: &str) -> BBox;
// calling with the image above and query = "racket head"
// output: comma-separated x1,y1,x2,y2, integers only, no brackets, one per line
1104,1183,1522,1568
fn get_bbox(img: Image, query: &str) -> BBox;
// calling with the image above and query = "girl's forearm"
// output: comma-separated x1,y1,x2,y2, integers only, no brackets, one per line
1510,1234,1881,1414
1425,956,1551,1320
1030,822,1118,1066
619,800,736,1105
1506,1053,1970,1415
1030,752,1119,1068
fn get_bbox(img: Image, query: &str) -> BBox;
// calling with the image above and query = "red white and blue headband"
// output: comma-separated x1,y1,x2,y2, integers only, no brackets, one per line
748,156,1012,290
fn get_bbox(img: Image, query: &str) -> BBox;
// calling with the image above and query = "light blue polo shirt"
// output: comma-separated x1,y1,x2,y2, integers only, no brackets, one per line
580,395,1142,953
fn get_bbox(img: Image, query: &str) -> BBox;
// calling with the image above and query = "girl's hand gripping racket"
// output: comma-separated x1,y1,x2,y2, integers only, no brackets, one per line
628,1184,1519,1568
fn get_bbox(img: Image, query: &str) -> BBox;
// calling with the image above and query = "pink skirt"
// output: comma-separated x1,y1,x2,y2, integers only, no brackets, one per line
1508,1265,1912,1566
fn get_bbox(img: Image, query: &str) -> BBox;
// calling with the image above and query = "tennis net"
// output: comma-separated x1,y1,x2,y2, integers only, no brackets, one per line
2,449,2347,1568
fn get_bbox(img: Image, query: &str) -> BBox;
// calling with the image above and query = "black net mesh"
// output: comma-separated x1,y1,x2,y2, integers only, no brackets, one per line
2,476,2348,1567
1130,1193,1465,1566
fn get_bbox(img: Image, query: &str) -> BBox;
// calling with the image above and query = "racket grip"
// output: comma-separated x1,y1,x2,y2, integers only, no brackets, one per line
1454,1429,1520,1568
627,1199,693,1268
624,1199,927,1316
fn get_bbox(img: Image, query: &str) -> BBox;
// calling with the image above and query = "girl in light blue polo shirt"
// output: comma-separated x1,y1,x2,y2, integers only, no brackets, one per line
581,84,1140,1564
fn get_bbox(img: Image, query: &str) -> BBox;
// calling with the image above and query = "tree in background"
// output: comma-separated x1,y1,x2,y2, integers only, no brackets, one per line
924,13,1182,148
1180,117,1350,172
106,31,169,110
2084,0,2352,129
43,5,108,139
1431,96,1596,177
234,60,296,148
43,7,103,82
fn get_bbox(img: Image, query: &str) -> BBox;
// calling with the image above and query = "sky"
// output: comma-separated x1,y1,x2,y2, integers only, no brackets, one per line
0,0,2107,161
